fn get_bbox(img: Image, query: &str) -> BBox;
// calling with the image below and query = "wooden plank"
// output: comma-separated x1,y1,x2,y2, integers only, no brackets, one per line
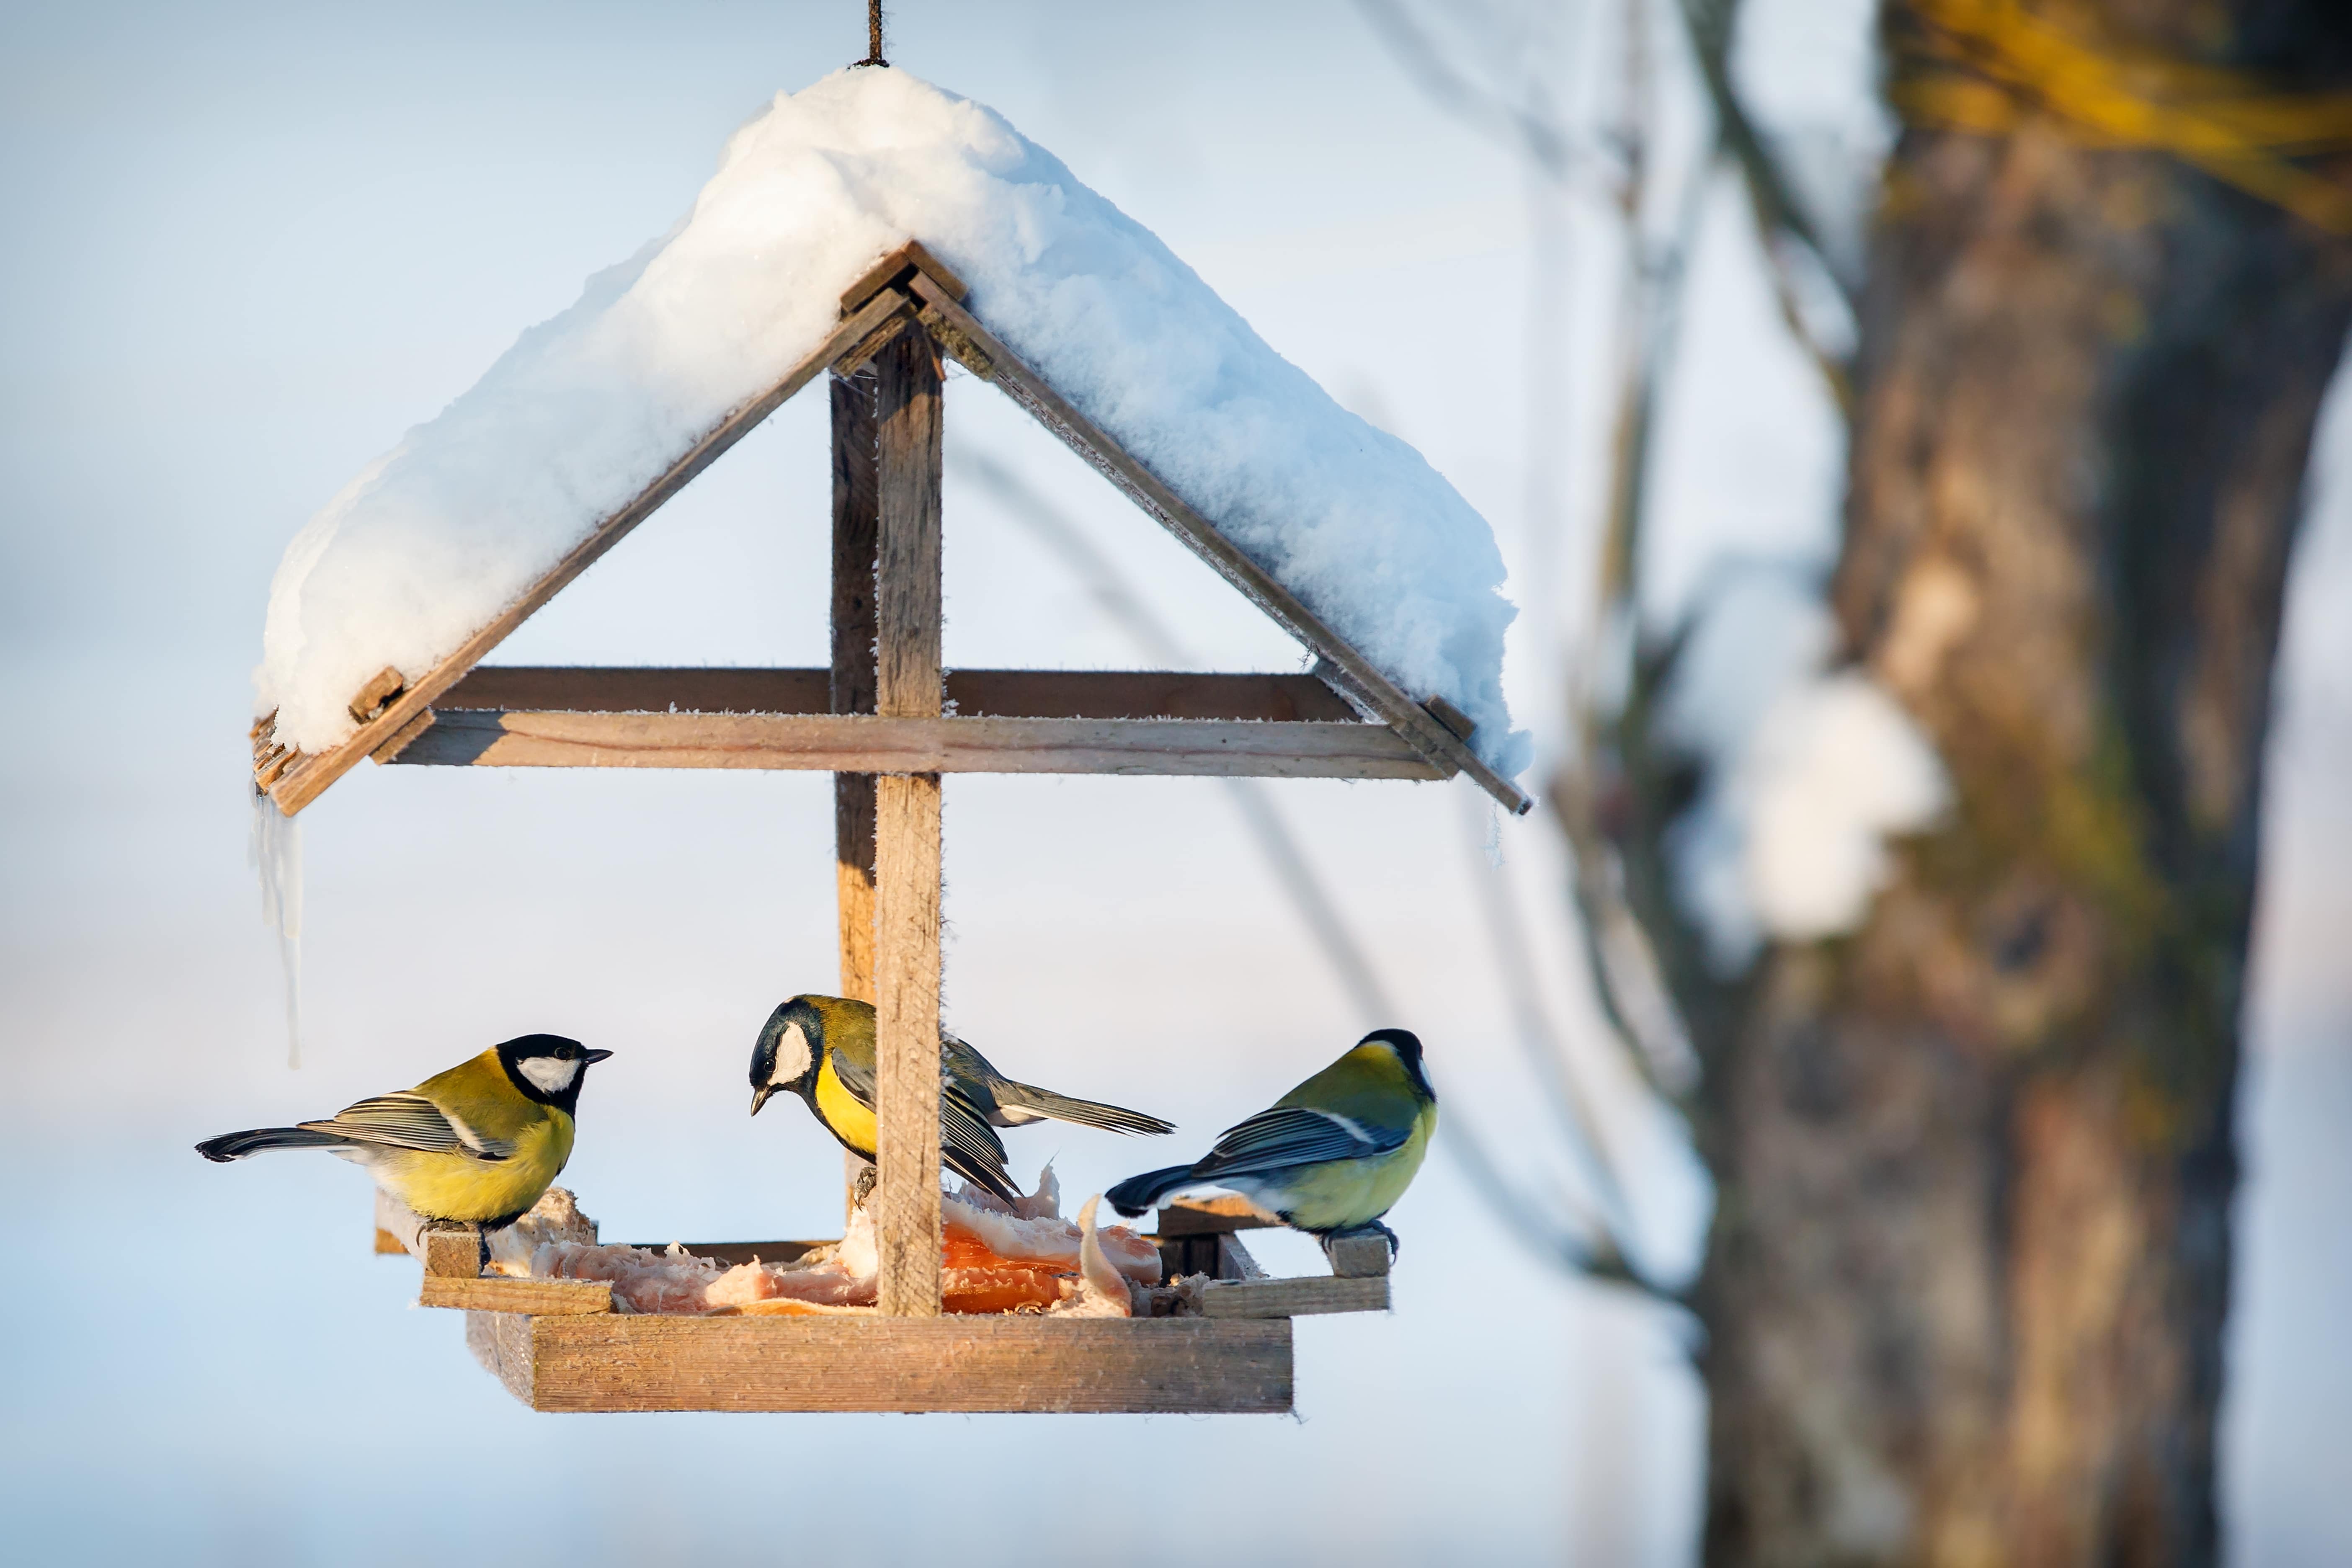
381,710,1442,778
262,285,918,816
374,1189,426,1256
619,1240,831,1268
347,666,405,724
1157,1194,1280,1236
419,1221,482,1279
832,366,882,1008
949,670,1358,723
420,1274,613,1314
431,666,1361,723
874,330,943,721
438,666,830,713
373,1228,407,1256
1199,1274,1390,1318
1423,694,1478,743
1156,1235,1221,1280
871,323,944,1319
465,1309,535,1403
901,271,1532,816
840,239,969,315
1217,1232,1270,1282
833,364,884,1226
483,1314,1293,1413
1325,1230,1395,1279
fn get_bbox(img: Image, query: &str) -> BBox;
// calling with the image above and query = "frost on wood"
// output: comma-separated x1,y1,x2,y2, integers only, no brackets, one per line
253,67,1527,776
1661,573,1947,972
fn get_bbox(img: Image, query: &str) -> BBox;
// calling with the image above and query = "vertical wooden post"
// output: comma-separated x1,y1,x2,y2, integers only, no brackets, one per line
829,367,880,1006
829,366,882,1221
870,322,945,1318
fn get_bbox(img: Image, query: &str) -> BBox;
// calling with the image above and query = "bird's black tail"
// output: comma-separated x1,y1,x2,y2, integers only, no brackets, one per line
196,1127,347,1163
995,1081,1176,1137
1105,1165,1201,1219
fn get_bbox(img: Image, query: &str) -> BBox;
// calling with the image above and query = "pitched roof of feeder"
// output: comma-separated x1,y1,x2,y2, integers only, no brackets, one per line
252,67,1529,810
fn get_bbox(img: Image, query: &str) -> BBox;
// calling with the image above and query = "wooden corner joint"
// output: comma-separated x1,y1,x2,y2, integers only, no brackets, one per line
369,706,437,765
839,239,969,316
348,665,407,725
834,297,923,376
1421,694,1477,744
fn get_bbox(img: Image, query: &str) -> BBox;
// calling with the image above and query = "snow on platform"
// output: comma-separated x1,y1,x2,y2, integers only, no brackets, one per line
255,67,1527,777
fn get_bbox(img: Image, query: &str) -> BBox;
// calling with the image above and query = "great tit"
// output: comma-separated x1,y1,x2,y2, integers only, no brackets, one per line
748,995,1173,1203
195,1034,612,1228
1105,1028,1435,1251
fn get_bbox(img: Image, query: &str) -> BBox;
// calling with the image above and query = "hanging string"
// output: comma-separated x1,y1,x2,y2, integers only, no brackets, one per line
858,0,887,68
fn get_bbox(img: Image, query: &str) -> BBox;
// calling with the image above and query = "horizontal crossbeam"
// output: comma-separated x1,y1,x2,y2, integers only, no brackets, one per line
382,709,1444,779
433,666,1362,723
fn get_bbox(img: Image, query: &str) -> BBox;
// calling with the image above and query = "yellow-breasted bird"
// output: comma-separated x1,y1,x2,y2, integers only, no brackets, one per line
1105,1028,1435,1252
195,1034,612,1228
749,995,1174,1202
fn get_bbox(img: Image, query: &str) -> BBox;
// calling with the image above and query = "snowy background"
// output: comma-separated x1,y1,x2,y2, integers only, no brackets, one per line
1,3,2344,1564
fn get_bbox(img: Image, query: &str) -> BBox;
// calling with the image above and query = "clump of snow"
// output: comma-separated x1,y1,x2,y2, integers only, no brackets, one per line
1661,572,1947,972
255,67,1526,776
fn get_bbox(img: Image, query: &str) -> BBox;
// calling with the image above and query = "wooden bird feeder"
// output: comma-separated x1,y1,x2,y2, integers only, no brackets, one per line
263,242,1524,1414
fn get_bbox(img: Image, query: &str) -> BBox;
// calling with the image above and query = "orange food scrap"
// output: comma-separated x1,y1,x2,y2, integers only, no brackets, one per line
940,1220,1072,1313
942,1267,1068,1314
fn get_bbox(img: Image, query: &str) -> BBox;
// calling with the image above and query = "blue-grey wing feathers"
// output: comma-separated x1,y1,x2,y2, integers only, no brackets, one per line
299,1093,515,1161
1104,1107,1407,1217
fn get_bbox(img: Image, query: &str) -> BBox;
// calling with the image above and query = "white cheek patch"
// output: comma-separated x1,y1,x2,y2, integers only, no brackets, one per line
771,1022,815,1086
520,1056,581,1095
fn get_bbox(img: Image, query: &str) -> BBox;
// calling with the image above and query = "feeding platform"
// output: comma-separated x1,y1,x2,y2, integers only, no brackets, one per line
375,1192,1387,1413
250,67,1525,1417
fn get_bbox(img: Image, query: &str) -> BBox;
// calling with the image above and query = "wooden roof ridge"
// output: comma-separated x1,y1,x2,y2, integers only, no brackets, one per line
255,240,1529,817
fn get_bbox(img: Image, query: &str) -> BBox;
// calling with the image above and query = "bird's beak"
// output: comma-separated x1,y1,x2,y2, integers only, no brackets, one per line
751,1084,775,1116
583,1049,615,1065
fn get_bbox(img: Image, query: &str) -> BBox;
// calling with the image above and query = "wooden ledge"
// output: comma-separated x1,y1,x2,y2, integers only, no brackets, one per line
1199,1274,1389,1318
432,667,1361,723
381,710,1443,780
423,1274,613,1315
466,1311,1293,1414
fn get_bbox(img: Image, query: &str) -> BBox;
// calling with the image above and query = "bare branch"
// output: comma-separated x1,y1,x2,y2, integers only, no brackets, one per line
1675,0,1858,415
1354,0,1612,194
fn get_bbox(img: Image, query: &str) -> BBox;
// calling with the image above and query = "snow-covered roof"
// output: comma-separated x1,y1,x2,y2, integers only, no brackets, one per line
255,67,1528,785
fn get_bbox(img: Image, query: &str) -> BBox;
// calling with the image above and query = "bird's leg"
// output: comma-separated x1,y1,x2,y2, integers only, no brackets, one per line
1373,1220,1400,1260
477,1228,492,1276
851,1165,878,1210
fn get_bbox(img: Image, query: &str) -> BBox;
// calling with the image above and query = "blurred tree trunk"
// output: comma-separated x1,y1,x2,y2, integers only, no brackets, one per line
1692,3,2352,1563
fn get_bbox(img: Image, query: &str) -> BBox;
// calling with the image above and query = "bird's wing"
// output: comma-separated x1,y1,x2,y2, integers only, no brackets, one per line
826,1042,878,1106
941,1084,1016,1197
1190,1106,1407,1180
300,1093,515,1161
832,1035,1016,1200
940,1033,1008,1121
